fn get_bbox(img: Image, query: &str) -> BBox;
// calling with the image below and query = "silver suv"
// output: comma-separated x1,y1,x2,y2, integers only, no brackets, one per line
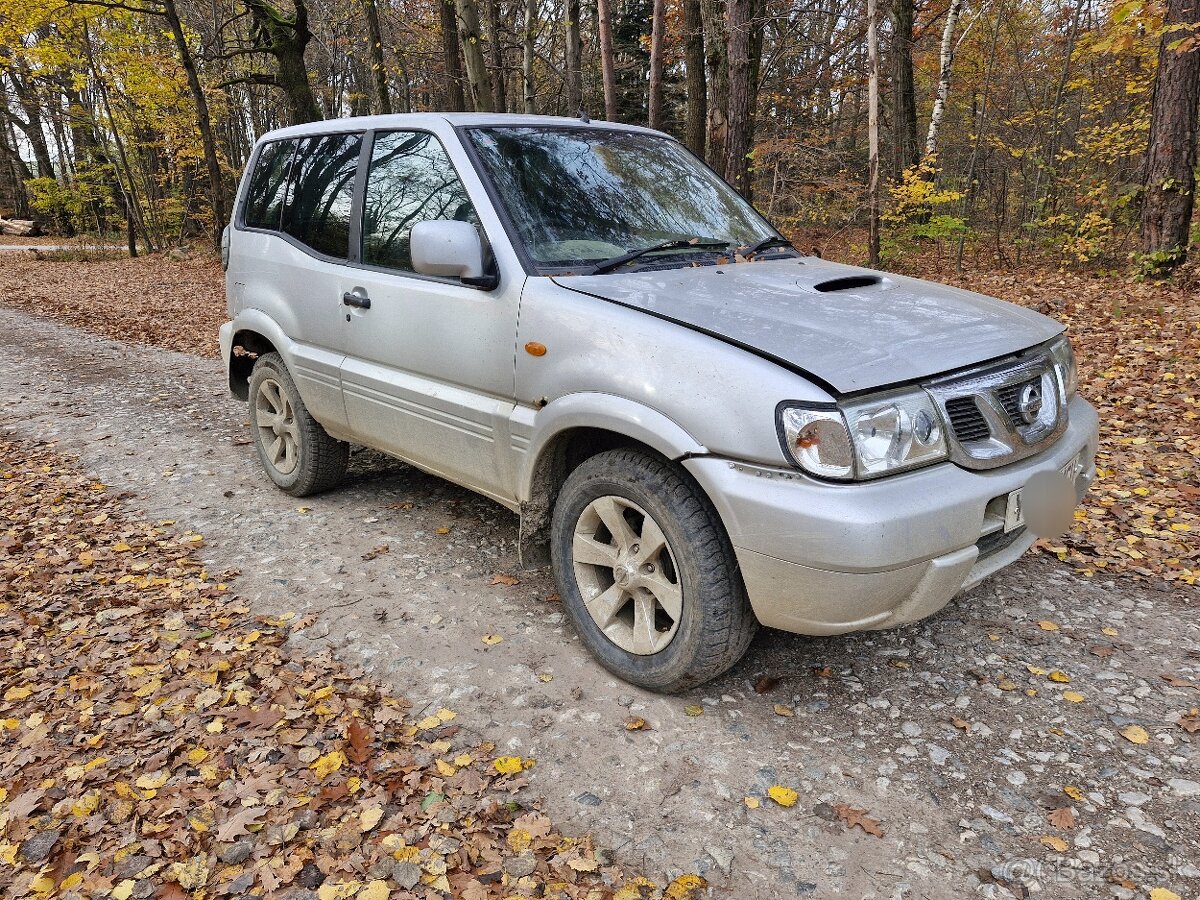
221,113,1098,692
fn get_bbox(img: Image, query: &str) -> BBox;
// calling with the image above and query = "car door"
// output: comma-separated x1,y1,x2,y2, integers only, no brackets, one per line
236,132,362,432
337,129,521,505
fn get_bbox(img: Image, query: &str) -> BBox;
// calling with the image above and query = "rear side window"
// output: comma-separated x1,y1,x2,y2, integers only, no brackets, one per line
243,139,296,230
282,133,363,258
361,131,478,272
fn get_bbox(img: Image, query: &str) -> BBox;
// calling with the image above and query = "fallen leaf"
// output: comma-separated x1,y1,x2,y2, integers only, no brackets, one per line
359,806,383,832
1040,835,1069,852
1063,785,1085,802
833,803,884,837
753,676,779,693
624,716,647,731
481,633,503,645
1062,691,1085,703
744,796,760,809
767,785,798,807
1048,806,1076,830
1038,620,1060,631
683,704,703,717
490,573,519,586
215,805,264,842
773,704,795,717
1120,724,1150,745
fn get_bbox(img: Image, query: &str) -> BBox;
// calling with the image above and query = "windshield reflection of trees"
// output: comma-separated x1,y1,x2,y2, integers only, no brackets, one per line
471,128,769,265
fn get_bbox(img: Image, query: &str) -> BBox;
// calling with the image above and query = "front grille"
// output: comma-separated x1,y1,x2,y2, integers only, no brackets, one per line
925,349,1067,471
996,378,1038,425
946,397,990,443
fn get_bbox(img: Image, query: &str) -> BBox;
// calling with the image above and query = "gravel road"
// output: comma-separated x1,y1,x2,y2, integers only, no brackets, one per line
0,305,1196,900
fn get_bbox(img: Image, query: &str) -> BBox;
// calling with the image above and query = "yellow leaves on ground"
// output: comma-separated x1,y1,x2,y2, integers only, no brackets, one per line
1149,890,1182,900
1063,785,1086,802
682,704,704,717
359,806,384,832
767,785,798,807
1062,691,1086,703
493,756,536,775
481,633,503,645
312,749,347,780
744,796,761,809
358,881,390,900
3,686,32,701
134,771,169,790
1048,671,1071,683
1040,835,1069,852
1120,724,1150,745
1037,620,1060,631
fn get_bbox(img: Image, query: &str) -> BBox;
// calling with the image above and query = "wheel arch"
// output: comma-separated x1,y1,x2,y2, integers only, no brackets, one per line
516,395,708,564
225,311,294,400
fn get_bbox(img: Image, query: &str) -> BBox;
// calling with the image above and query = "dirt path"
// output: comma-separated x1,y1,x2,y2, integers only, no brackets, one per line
1,306,1196,899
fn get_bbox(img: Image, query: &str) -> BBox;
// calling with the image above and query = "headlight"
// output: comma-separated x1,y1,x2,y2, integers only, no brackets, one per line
778,389,948,480
1049,334,1077,400
777,406,854,480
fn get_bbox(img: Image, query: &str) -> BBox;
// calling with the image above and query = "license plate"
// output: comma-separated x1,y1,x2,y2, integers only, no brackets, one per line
1004,454,1079,533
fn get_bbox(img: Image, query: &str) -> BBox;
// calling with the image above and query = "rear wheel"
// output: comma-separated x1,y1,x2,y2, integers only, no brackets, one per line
248,353,348,496
551,448,757,692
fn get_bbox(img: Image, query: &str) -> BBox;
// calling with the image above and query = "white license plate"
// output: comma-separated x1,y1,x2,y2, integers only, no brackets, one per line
1003,455,1079,533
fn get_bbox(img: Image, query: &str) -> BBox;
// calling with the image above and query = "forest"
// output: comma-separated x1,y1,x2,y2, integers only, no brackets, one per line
1,0,1198,274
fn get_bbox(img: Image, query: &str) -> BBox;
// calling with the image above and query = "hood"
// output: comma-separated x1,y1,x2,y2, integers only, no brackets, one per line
552,258,1062,395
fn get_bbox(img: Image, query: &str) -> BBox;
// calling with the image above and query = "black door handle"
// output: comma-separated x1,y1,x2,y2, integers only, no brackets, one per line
343,290,371,310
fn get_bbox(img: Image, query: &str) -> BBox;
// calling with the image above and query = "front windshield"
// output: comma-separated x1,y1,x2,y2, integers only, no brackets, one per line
465,126,781,271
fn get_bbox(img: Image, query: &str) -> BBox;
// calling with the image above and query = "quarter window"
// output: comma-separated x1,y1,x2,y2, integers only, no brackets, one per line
243,139,296,231
361,131,478,273
282,133,363,258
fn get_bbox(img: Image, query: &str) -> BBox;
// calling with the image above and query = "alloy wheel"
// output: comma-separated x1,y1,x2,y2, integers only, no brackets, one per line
571,495,683,655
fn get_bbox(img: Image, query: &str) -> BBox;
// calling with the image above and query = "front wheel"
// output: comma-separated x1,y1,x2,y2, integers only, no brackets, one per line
550,449,757,692
248,353,348,496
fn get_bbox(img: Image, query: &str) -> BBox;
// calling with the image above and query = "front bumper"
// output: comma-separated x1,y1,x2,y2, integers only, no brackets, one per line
684,396,1099,635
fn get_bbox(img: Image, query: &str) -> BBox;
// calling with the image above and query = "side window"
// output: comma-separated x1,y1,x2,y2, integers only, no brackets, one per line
243,139,295,230
282,132,362,258
362,131,479,273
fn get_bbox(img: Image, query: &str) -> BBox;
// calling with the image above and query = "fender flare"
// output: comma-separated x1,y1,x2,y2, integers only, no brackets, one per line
517,392,707,504
226,309,300,371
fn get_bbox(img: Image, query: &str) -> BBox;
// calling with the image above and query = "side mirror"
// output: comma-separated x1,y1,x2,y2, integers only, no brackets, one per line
410,220,496,288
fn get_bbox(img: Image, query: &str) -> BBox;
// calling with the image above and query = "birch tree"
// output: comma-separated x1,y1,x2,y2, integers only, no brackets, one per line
923,0,966,160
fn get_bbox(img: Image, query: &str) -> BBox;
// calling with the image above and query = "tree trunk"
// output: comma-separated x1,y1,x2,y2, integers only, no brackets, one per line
5,70,55,180
725,0,752,193
455,0,496,111
244,0,321,124
924,0,965,160
361,0,392,114
565,0,583,112
1140,0,1200,269
162,0,228,245
441,0,467,111
891,0,919,176
868,0,881,265
702,0,729,173
648,0,667,128
523,0,537,112
597,0,619,119
683,0,707,156
486,0,507,111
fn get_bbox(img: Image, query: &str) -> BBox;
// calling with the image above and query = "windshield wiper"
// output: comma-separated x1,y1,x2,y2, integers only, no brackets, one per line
587,238,731,275
739,235,795,259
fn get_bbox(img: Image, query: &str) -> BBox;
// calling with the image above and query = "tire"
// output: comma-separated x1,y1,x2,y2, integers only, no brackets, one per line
550,448,758,692
248,352,348,497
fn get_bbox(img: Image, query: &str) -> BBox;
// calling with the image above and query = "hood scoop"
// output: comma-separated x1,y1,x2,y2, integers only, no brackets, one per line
812,274,882,293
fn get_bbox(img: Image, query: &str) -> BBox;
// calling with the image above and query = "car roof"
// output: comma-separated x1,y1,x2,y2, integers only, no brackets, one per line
257,112,662,144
